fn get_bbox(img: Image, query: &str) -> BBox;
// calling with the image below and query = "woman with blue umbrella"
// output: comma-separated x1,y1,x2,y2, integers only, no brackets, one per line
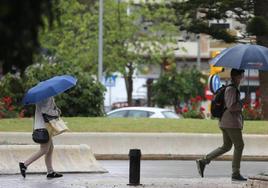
19,75,77,178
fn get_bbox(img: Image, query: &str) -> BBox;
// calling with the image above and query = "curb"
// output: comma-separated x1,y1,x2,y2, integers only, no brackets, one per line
1,132,268,161
95,154,268,161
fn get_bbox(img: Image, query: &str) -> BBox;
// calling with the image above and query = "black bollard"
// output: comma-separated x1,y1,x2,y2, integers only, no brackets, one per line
128,149,142,186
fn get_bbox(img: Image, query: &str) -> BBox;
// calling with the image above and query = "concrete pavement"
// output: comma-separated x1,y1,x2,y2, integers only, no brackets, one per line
0,175,247,188
0,160,249,188
0,144,107,174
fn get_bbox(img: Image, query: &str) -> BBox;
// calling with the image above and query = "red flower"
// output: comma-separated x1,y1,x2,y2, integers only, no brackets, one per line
190,98,196,103
256,89,261,97
254,101,260,109
2,96,12,106
183,107,188,113
196,96,202,102
243,104,249,109
200,106,205,112
8,106,14,111
248,109,254,114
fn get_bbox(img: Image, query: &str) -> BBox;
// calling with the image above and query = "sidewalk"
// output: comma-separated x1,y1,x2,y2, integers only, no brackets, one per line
0,174,247,188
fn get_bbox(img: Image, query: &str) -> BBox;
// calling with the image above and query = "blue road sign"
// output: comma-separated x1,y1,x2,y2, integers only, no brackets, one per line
211,75,221,93
208,74,222,94
105,75,117,87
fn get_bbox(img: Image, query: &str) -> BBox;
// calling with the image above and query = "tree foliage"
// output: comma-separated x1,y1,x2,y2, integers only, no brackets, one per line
0,0,59,74
39,0,180,106
39,0,98,73
95,1,179,105
172,0,256,42
0,61,105,117
23,61,105,117
152,67,207,111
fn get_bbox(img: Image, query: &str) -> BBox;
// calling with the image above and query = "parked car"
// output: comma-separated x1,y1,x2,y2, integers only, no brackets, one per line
106,107,180,119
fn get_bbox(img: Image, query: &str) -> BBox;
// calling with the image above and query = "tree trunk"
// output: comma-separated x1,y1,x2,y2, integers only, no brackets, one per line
146,78,153,107
124,63,134,106
255,0,268,119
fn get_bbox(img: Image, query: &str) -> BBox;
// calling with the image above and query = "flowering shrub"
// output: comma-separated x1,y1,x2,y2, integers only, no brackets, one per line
243,99,262,120
0,96,25,118
181,96,205,119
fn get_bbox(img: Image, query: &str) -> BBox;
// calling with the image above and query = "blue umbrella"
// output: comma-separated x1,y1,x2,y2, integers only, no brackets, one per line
22,75,77,105
209,44,268,70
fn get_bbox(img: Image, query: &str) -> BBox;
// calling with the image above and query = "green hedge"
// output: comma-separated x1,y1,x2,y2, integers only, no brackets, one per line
0,62,105,117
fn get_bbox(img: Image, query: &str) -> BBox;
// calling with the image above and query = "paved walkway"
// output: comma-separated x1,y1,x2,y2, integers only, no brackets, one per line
0,160,253,188
0,174,247,188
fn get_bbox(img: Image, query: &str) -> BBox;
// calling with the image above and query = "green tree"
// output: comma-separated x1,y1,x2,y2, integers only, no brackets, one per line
24,62,105,117
39,0,180,106
39,0,98,73
172,0,268,119
0,0,59,75
103,1,179,105
152,67,207,112
172,0,253,42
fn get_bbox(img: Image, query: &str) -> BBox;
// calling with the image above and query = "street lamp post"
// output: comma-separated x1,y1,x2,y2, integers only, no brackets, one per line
98,0,103,82
197,34,201,69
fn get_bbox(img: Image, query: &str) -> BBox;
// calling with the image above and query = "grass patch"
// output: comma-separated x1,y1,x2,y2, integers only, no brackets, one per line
0,117,267,134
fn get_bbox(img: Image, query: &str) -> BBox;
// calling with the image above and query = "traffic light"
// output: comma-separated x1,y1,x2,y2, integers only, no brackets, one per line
210,65,224,75
210,50,224,75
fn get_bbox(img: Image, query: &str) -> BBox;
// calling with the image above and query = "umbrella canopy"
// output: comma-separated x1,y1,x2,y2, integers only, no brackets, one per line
209,44,268,70
22,75,77,105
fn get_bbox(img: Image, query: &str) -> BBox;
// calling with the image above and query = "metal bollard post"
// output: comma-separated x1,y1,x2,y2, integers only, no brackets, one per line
128,149,142,186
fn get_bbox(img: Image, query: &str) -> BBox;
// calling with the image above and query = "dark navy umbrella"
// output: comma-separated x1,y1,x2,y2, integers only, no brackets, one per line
209,44,268,94
209,44,268,70
22,75,77,105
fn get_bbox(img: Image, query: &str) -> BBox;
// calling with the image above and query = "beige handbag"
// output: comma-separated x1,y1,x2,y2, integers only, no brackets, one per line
47,118,70,136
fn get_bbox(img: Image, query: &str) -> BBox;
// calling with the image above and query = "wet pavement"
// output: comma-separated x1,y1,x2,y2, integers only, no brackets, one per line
0,160,259,188
0,174,246,188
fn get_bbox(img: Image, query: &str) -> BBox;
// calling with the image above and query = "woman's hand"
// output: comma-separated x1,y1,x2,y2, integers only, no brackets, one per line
57,108,61,116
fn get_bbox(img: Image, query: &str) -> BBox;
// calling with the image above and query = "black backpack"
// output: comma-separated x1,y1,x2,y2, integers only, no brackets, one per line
211,84,236,118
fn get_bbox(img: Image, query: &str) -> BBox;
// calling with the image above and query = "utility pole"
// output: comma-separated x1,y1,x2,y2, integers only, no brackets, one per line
98,0,103,82
197,34,201,69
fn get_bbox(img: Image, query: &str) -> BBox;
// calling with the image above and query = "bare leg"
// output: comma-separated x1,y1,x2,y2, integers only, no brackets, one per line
24,139,51,167
45,139,54,173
